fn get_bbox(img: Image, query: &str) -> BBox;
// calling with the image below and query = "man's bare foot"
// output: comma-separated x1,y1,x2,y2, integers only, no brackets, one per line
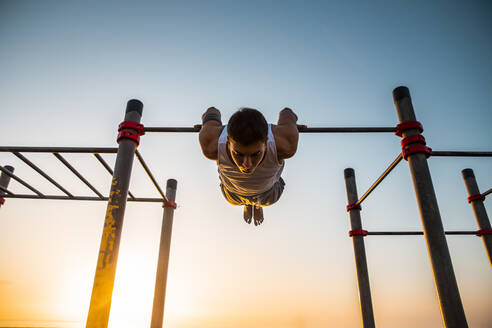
243,205,252,224
253,206,264,226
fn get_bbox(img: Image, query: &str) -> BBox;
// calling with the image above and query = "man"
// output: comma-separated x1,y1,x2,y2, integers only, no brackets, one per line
199,106,300,226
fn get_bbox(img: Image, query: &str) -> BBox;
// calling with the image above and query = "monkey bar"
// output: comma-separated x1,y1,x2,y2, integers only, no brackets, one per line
144,126,398,133
1,87,491,328
343,87,491,328
0,146,165,203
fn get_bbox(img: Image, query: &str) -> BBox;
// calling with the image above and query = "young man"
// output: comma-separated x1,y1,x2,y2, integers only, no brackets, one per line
199,106,300,226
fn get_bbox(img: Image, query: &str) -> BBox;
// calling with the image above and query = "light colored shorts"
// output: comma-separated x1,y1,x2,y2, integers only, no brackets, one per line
220,178,285,207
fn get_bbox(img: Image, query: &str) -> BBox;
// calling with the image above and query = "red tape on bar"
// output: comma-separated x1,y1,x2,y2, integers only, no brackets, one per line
401,134,426,148
117,130,141,145
0,197,5,205
395,121,423,137
476,228,492,236
349,229,368,237
118,121,145,135
402,145,432,160
346,203,361,212
117,121,145,145
468,194,485,203
163,200,177,209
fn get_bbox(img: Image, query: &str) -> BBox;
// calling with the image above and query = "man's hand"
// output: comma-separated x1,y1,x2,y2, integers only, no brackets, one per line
278,107,298,125
198,107,223,161
274,107,300,161
201,107,222,125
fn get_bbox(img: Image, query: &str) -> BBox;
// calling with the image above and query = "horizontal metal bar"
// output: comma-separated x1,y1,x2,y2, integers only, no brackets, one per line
432,151,492,157
0,146,118,153
298,127,397,133
367,231,477,236
13,151,74,198
93,153,136,200
144,126,397,133
145,126,201,133
0,165,45,197
482,188,491,198
135,150,167,201
1,194,164,202
357,153,403,206
53,153,104,199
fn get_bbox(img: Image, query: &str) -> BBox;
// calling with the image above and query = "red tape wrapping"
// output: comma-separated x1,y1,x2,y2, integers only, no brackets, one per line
476,229,492,237
346,203,362,212
163,200,177,209
401,134,426,148
0,197,5,205
117,121,145,145
395,121,423,137
468,194,485,203
402,145,432,160
118,121,145,135
117,130,140,145
349,229,368,237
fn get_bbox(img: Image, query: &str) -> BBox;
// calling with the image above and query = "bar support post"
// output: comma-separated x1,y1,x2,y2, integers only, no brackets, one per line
150,179,178,328
462,169,492,265
344,168,375,328
393,86,467,328
0,165,14,208
86,99,143,328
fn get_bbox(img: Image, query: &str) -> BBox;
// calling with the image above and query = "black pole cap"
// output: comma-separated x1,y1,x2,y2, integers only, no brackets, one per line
126,99,143,115
461,168,475,179
344,168,355,178
4,166,14,173
166,179,178,190
393,86,411,102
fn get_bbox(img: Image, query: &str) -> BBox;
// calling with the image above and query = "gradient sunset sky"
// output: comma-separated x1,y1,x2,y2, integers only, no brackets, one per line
0,1,491,327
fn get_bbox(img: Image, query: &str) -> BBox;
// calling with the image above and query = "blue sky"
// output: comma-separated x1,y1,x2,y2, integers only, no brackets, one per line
0,1,491,327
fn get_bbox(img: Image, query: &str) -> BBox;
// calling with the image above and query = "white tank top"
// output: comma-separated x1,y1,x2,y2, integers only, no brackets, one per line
217,124,284,196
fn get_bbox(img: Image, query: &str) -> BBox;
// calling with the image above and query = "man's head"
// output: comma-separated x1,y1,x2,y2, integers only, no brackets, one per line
227,108,268,173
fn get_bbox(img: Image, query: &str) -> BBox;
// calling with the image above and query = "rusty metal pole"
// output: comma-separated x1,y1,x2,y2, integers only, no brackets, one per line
393,86,467,328
150,179,178,328
0,165,14,208
462,169,492,265
344,168,375,328
86,99,143,328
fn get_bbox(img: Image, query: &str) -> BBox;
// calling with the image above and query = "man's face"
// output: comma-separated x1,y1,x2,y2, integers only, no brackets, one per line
227,137,266,174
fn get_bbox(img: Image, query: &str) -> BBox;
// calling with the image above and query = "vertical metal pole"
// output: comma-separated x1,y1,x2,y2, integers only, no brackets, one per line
344,168,375,328
462,169,492,265
393,87,467,328
86,99,143,328
150,179,178,328
0,165,14,208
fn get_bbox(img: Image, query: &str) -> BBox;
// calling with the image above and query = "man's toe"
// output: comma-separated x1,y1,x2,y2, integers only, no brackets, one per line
243,205,253,224
253,206,264,226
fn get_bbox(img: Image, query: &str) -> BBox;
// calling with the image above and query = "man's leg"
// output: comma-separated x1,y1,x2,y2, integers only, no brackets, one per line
243,205,253,224
220,184,254,224
253,206,263,226
253,178,286,226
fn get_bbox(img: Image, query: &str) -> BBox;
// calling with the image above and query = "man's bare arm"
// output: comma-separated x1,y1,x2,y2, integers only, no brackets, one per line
274,107,300,160
198,107,223,161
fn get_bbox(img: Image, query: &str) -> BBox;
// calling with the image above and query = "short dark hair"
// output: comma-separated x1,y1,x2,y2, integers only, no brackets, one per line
227,108,268,145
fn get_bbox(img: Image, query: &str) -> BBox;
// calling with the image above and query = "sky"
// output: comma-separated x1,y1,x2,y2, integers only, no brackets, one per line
0,0,491,327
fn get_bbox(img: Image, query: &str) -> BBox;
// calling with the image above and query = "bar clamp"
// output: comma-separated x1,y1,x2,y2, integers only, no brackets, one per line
163,200,177,209
397,121,432,160
346,203,362,212
349,229,368,237
117,121,145,146
467,194,485,203
476,228,492,237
